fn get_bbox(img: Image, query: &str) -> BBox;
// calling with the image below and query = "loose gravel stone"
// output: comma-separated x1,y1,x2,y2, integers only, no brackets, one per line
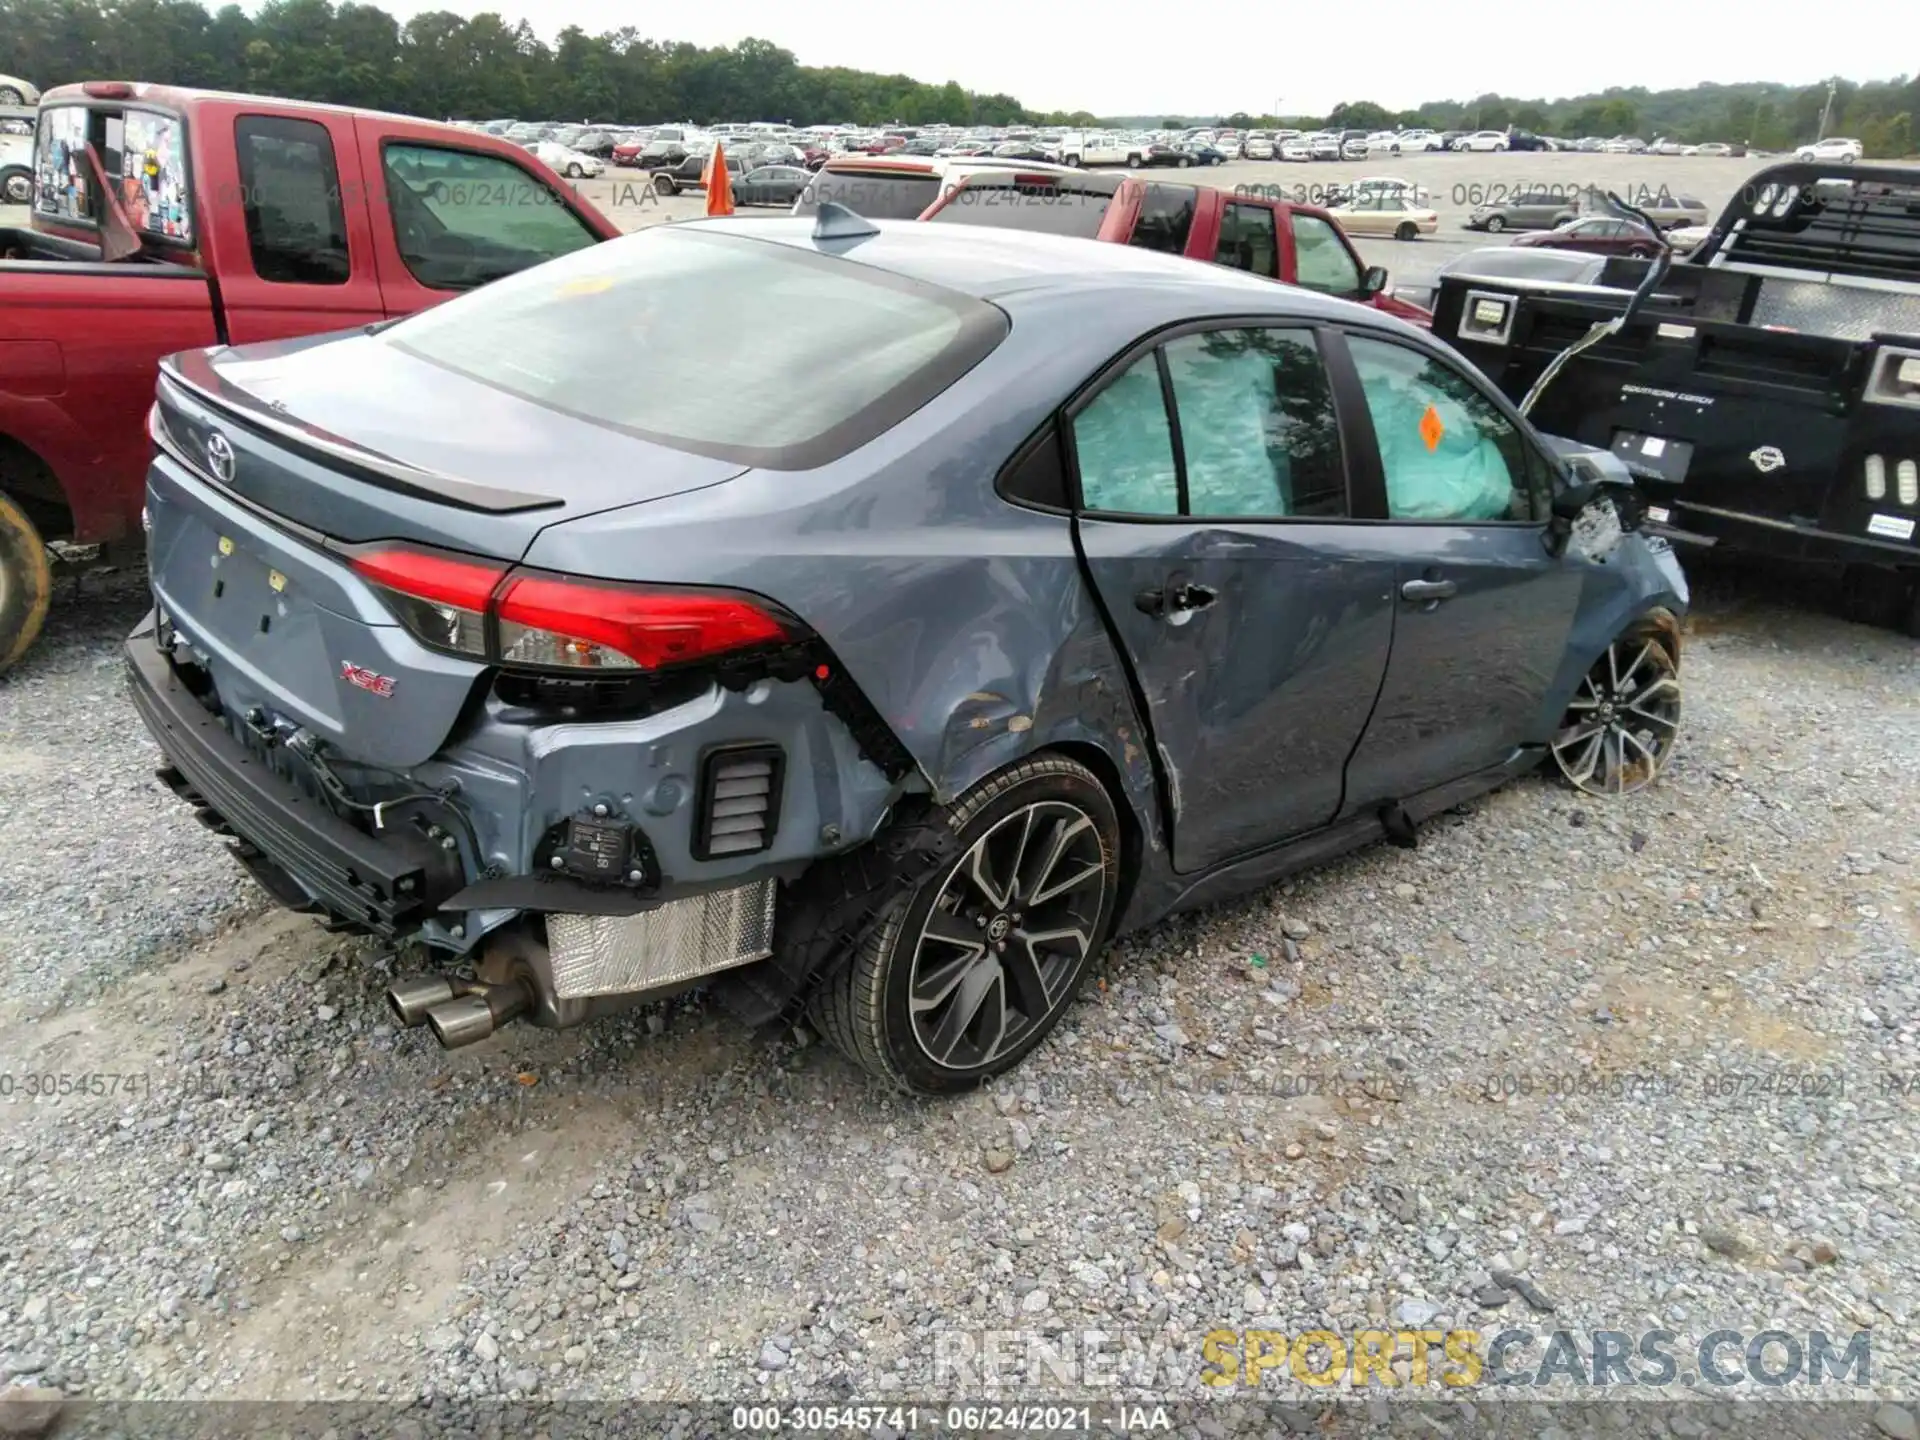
1,563,1916,1415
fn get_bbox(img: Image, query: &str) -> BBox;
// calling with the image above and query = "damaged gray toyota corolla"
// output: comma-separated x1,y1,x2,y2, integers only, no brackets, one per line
127,210,1687,1093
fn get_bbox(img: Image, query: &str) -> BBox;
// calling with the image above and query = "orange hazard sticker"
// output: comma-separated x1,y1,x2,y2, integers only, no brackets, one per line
1419,404,1445,452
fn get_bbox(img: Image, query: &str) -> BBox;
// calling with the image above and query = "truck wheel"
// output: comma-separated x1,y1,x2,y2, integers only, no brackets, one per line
0,491,54,674
1394,221,1418,241
1549,618,1681,796
807,754,1122,1094
1126,153,1142,168
1484,214,1506,233
653,173,675,195
0,167,30,205
1064,154,1082,167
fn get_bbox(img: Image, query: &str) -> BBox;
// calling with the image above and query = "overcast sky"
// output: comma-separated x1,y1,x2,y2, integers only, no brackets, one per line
352,0,1892,116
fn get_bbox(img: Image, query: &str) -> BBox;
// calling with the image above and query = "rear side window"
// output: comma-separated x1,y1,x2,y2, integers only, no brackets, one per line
1129,183,1195,255
794,168,940,220
1291,214,1361,296
381,143,599,290
925,177,1113,238
1214,202,1279,279
234,115,349,285
1071,354,1180,514
385,227,1008,470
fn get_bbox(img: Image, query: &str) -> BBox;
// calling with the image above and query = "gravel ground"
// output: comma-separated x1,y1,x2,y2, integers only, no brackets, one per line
1,557,1917,1437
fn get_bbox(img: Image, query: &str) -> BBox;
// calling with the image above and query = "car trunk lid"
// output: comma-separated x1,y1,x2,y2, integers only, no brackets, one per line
149,339,750,767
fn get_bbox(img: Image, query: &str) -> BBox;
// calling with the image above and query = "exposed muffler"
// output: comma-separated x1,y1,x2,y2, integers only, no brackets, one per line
386,975,534,1049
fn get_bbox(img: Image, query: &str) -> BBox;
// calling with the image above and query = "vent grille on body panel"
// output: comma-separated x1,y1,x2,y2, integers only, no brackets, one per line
694,745,784,860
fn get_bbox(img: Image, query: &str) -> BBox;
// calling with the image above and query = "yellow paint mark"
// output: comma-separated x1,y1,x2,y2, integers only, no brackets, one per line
1419,404,1445,452
268,570,287,593
558,275,614,296
217,535,234,556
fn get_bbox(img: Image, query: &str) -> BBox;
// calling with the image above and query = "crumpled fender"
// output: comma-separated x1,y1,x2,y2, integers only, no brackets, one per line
1529,534,1689,745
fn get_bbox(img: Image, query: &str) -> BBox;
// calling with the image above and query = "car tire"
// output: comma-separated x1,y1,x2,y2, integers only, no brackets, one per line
1394,221,1418,241
1484,214,1507,233
1177,156,1191,168
652,173,675,195
0,86,22,105
1126,154,1142,168
565,162,583,178
0,489,53,674
0,166,31,206
1064,154,1082,167
807,754,1123,1094
1549,616,1681,796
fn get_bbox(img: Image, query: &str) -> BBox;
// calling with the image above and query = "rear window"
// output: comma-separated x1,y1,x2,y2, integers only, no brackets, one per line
924,176,1114,238
382,226,1008,470
794,168,941,220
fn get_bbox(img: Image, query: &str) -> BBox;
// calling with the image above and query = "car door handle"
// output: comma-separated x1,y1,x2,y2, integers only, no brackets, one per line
1135,582,1218,617
1400,578,1458,603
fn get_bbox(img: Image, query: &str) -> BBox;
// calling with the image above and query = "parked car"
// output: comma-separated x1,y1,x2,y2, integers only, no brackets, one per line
1393,129,1444,152
1511,215,1664,257
0,75,37,105
0,80,619,673
734,164,812,207
1327,191,1440,240
921,171,1432,326
0,104,30,205
650,149,743,195
1053,131,1146,167
1507,130,1551,152
1351,175,1431,204
1694,142,1735,158
529,141,603,178
1796,137,1863,163
633,140,691,171
1665,222,1711,252
1178,143,1227,167
1309,134,1342,160
1456,131,1511,153
1243,136,1276,160
1464,186,1585,232
129,214,1686,1092
568,129,622,158
1142,143,1202,168
1630,192,1710,229
1279,138,1313,162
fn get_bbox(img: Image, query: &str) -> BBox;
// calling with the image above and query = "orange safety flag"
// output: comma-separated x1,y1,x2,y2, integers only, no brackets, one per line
703,139,735,217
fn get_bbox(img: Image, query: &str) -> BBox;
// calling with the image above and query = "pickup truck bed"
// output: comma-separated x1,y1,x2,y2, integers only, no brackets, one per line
1430,161,1920,632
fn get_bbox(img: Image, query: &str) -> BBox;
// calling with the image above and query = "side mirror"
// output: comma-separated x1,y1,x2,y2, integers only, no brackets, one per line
1361,265,1389,295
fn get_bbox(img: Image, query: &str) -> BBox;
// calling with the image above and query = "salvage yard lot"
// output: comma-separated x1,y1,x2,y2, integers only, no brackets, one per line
1,561,1917,1411
0,148,1917,1421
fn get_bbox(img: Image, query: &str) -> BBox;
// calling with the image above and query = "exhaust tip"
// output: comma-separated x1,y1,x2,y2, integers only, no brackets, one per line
388,976,458,1028
425,994,504,1050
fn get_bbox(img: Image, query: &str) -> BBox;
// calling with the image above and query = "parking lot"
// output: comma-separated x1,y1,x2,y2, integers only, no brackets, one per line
2,149,1919,1427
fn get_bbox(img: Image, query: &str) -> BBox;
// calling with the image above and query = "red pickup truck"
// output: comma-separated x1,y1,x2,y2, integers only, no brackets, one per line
918,170,1433,326
0,81,619,673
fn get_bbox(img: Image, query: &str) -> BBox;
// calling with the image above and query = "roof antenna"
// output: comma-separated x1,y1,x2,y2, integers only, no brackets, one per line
812,201,879,243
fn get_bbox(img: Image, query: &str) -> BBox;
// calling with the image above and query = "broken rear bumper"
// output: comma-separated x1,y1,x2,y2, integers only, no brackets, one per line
125,612,459,937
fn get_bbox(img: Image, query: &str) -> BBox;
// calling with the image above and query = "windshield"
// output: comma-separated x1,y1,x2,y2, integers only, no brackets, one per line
383,228,1007,469
795,168,941,220
925,178,1114,238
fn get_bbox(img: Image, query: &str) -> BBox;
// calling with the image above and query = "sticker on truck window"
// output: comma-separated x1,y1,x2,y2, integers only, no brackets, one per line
32,106,90,221
119,110,192,242
1867,513,1916,541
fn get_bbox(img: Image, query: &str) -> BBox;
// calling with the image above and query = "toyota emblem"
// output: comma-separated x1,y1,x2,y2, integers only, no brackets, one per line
205,431,236,484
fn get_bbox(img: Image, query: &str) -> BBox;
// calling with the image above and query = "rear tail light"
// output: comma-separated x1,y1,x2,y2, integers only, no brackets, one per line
348,544,796,672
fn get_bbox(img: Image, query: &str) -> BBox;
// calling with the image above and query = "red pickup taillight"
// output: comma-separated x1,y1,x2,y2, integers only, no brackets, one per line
349,544,795,672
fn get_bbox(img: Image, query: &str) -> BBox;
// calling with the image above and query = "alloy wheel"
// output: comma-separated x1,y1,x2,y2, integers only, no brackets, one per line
906,800,1108,1072
1,172,28,205
1551,634,1681,796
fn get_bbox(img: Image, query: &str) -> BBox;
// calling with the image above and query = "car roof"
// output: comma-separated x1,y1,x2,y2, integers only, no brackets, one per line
675,216,1367,317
